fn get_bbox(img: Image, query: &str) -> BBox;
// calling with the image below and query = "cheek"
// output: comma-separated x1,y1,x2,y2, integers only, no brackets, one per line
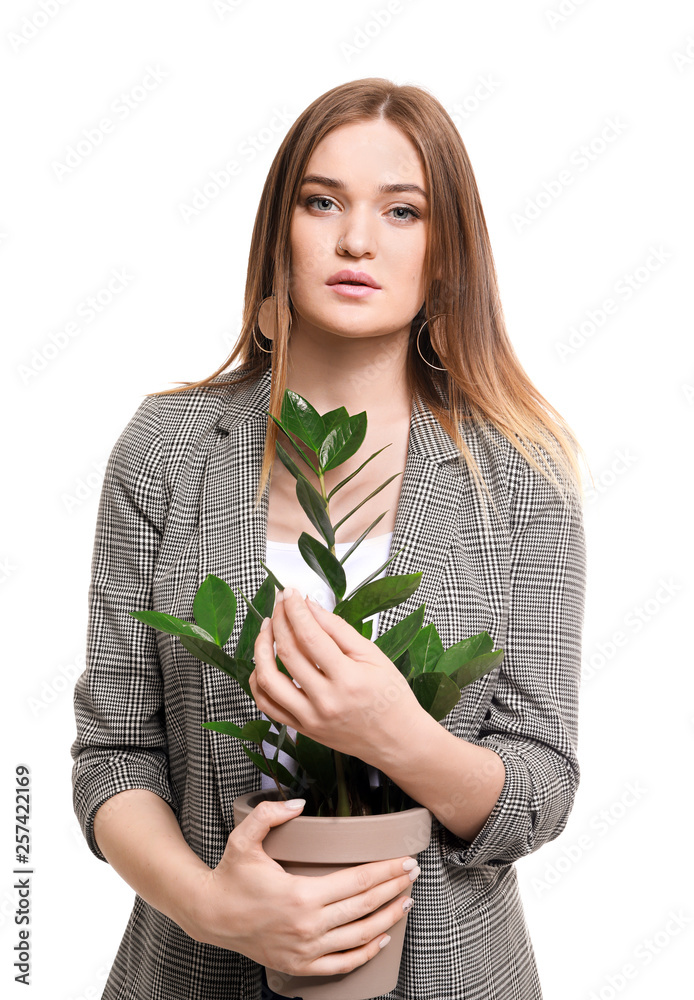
289,221,326,289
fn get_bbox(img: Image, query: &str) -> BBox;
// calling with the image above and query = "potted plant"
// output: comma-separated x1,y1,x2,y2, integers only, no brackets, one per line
129,389,504,999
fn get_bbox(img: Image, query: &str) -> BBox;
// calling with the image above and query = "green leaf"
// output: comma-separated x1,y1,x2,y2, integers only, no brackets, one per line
268,413,319,475
319,412,367,472
341,546,406,602
295,733,336,798
201,719,272,742
332,473,402,533
241,744,303,789
128,610,215,643
297,533,346,600
334,571,423,627
374,604,426,662
264,724,299,764
321,406,350,436
338,512,388,565
274,440,315,489
435,631,493,676
238,589,265,625
451,649,505,689
393,646,413,680
359,619,373,640
180,635,255,700
412,672,462,721
296,478,335,547
276,723,288,752
281,389,326,452
326,444,392,501
236,576,276,660
406,623,445,676
193,574,236,646
258,561,285,595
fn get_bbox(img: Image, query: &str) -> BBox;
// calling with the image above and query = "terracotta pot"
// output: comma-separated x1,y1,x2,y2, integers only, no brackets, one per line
233,790,432,1000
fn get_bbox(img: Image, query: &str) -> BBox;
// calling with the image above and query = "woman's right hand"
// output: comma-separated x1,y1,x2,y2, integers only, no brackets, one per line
183,798,421,978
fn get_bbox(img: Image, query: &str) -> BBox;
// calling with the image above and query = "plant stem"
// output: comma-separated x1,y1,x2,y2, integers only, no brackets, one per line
259,741,286,800
333,749,351,816
319,469,355,817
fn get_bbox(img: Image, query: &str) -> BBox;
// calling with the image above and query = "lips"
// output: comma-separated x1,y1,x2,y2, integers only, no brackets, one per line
326,269,381,289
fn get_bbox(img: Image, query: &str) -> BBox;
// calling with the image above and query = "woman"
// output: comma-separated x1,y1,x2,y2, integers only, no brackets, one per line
71,78,587,1000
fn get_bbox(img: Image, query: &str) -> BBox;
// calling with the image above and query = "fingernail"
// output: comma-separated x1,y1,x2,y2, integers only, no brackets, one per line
260,617,270,631
283,798,305,810
402,897,414,913
402,858,417,871
276,589,285,603
379,935,392,949
408,865,421,882
284,587,294,599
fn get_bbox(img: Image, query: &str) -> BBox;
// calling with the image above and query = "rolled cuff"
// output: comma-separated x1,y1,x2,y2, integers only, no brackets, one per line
440,737,575,869
72,749,177,863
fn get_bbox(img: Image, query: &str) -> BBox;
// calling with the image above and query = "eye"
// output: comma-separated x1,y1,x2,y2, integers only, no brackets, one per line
390,205,420,221
304,196,421,222
305,196,339,213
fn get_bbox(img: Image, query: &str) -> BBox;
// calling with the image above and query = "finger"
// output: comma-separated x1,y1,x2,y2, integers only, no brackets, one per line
304,597,377,660
320,882,413,949
252,618,310,727
268,594,330,698
274,589,348,681
249,667,304,732
310,856,419,908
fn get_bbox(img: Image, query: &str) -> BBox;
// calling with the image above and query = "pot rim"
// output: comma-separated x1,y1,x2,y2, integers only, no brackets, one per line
234,788,431,821
233,789,433,862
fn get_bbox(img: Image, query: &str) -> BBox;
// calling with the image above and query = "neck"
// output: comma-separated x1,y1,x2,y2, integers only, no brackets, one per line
283,324,413,422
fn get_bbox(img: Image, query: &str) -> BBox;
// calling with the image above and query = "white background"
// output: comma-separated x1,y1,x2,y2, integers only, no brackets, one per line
2,2,693,998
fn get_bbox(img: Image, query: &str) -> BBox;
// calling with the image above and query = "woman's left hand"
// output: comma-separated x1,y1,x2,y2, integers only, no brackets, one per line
249,588,424,767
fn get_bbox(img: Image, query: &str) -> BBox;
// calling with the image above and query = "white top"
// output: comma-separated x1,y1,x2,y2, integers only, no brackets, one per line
259,531,394,793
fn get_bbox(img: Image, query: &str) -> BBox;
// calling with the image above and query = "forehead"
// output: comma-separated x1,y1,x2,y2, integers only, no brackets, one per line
305,120,426,191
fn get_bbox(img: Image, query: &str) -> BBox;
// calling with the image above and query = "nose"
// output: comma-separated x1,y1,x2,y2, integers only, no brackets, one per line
338,209,376,258
339,238,374,259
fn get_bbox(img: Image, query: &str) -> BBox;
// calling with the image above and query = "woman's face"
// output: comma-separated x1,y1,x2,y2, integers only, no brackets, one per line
288,118,428,345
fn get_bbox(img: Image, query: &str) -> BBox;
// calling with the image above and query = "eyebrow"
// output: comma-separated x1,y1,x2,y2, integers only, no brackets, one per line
300,174,428,201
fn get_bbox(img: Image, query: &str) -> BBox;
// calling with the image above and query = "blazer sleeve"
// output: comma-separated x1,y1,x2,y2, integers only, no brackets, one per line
443,454,587,869
70,394,178,862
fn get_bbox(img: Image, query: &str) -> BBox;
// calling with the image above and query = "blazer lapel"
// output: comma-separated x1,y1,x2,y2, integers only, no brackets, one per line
198,366,497,827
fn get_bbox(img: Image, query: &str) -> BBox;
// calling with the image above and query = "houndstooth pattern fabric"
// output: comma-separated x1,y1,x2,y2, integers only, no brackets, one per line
71,364,587,1000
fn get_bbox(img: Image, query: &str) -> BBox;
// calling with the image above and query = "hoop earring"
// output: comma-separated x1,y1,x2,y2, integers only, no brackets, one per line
254,294,292,353
415,315,449,371
253,326,273,353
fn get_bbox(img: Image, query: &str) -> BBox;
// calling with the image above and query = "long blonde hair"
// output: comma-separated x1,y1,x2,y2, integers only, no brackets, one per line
151,77,589,513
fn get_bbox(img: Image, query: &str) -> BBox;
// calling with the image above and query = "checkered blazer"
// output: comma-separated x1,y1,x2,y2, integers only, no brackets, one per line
71,364,587,1000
